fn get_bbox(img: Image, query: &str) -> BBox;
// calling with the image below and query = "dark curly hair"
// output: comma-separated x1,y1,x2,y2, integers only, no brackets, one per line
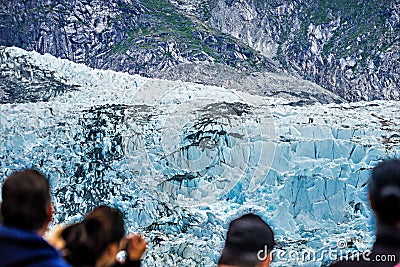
61,206,125,266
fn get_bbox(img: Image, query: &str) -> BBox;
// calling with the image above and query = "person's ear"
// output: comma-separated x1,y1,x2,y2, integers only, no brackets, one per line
39,204,53,236
107,242,120,264
369,193,376,212
48,204,53,221
97,242,119,267
259,253,272,267
45,204,53,228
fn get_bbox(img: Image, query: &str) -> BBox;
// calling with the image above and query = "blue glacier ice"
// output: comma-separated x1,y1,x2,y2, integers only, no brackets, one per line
1,47,400,266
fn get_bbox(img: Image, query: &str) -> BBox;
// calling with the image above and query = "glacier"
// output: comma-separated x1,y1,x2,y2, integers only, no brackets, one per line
1,46,400,267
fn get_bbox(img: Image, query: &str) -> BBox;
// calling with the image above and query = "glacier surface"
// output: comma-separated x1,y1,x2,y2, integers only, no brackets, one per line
0,47,399,266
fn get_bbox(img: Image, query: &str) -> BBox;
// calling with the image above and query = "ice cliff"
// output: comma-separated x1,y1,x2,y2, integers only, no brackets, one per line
1,47,399,266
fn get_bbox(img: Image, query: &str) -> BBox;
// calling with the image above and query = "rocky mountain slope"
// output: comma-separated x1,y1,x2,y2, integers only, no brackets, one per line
2,0,398,102
0,1,277,87
171,0,400,101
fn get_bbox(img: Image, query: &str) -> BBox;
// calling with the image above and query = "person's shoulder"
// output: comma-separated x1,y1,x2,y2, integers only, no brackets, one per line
330,260,345,267
50,258,72,267
28,244,72,267
0,224,44,243
30,262,71,267
330,260,364,267
0,226,70,267
329,255,372,267
29,257,71,267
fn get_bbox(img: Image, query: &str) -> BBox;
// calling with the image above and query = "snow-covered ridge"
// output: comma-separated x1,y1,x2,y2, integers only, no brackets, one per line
1,47,399,266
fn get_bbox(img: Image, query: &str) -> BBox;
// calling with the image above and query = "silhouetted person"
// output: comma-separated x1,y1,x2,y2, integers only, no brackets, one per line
218,213,275,267
0,169,71,267
56,205,146,267
331,158,400,266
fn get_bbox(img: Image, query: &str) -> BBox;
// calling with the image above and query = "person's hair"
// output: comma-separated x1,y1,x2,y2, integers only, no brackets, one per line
369,158,400,225
218,213,275,267
1,169,51,231
61,205,125,266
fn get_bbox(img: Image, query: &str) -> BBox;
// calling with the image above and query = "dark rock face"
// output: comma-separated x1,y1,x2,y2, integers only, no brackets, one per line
1,0,398,102
1,1,143,69
173,0,400,101
0,0,276,77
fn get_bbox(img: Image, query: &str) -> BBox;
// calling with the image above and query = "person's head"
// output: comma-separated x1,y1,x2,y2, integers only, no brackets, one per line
1,169,52,234
369,158,400,226
218,213,275,267
62,205,125,267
